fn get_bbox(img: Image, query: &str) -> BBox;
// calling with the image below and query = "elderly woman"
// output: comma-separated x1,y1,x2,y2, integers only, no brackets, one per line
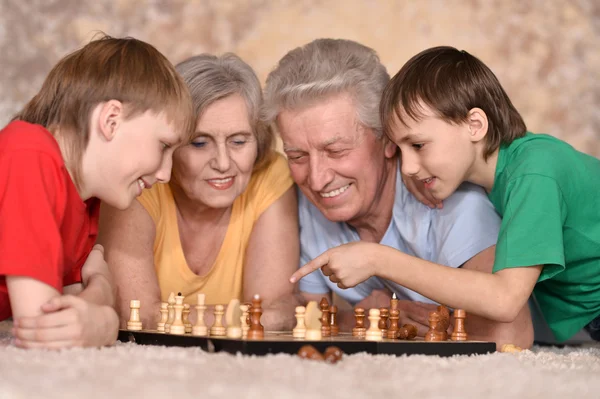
262,39,533,349
99,53,299,330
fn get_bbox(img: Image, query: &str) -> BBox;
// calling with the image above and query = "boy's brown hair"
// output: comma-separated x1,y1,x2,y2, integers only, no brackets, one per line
14,34,196,190
380,46,526,159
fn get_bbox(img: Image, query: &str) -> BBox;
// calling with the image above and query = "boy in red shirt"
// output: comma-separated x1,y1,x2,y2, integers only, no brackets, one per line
0,35,195,349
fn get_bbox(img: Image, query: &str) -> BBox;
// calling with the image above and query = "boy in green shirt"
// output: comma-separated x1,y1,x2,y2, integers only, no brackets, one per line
290,46,600,343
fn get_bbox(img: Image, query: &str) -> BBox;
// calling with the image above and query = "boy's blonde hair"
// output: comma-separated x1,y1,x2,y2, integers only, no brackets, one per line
14,35,196,189
381,46,526,159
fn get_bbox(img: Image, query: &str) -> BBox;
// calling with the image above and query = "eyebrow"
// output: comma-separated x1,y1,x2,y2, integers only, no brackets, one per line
283,136,347,153
193,130,253,138
398,132,423,144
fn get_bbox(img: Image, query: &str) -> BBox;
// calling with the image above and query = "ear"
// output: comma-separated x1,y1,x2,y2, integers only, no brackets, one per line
383,138,398,159
466,108,488,143
96,100,124,142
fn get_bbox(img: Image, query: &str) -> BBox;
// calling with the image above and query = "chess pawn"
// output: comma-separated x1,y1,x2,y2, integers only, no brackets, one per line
247,294,265,340
293,306,307,339
225,299,243,339
240,304,250,339
192,293,208,336
365,308,383,341
451,309,468,341
164,292,176,333
425,311,445,341
169,294,186,335
352,307,367,337
329,305,339,336
182,304,192,333
378,308,389,338
127,300,143,331
319,297,331,337
210,304,227,336
157,302,168,333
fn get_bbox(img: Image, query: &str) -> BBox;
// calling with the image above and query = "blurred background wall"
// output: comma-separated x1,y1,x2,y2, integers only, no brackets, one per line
1,0,598,156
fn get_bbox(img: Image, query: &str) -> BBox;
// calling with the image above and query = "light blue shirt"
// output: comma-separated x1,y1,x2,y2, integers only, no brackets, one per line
298,161,501,306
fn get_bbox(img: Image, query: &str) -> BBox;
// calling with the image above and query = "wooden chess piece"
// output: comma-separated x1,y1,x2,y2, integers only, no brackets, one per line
247,294,264,340
319,297,331,337
403,324,417,340
169,294,186,335
387,308,400,339
240,304,250,339
365,309,382,341
182,304,192,333
329,305,339,336
352,307,367,337
126,300,143,331
225,299,243,339
451,309,468,341
192,293,208,336
297,345,324,361
437,305,450,341
378,308,389,338
324,346,344,364
164,292,176,333
157,302,168,333
390,292,399,312
304,301,322,340
210,304,227,336
424,311,446,341
293,306,307,338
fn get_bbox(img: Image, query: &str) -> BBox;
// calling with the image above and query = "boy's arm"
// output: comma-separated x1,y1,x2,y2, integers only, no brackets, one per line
292,242,542,323
6,276,61,318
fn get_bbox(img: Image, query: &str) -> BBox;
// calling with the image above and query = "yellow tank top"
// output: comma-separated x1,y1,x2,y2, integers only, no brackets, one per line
138,153,293,306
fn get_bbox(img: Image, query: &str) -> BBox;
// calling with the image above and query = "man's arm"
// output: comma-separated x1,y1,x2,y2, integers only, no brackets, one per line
244,187,301,330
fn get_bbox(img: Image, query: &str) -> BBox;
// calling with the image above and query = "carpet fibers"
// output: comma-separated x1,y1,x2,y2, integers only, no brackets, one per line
1,321,599,399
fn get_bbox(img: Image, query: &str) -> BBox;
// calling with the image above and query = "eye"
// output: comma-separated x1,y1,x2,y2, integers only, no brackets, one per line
191,141,206,148
286,153,307,163
412,143,425,150
231,139,247,146
162,143,171,151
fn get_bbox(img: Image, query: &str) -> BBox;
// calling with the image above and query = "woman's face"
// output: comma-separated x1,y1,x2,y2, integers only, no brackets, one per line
172,94,258,209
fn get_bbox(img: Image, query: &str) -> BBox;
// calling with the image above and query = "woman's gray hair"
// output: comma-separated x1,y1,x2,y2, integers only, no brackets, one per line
176,53,274,169
262,39,390,138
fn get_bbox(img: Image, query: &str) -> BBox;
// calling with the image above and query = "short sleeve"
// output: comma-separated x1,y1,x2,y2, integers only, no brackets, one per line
137,183,163,224
246,153,294,217
0,152,66,291
298,269,330,294
493,175,566,281
430,183,501,267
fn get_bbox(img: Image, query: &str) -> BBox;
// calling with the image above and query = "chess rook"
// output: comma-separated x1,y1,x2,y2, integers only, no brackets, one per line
126,300,143,331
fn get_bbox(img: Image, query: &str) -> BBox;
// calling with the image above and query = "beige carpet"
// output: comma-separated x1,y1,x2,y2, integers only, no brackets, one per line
1,321,599,399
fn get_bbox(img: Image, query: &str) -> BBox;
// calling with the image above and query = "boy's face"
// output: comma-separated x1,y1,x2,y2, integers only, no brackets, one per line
100,110,180,209
171,94,258,210
386,103,477,201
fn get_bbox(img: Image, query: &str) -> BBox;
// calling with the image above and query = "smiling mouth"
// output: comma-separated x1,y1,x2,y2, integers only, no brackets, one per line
137,179,147,190
207,176,235,189
319,184,351,198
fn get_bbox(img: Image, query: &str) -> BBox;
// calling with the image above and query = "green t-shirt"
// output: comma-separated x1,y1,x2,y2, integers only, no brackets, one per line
488,132,600,341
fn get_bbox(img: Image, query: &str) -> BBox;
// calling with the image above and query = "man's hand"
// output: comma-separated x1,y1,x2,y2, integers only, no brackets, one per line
12,295,119,349
402,174,443,209
354,289,393,311
395,300,443,336
290,242,381,288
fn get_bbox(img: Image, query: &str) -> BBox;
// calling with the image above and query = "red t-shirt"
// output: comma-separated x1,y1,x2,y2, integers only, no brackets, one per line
0,121,100,321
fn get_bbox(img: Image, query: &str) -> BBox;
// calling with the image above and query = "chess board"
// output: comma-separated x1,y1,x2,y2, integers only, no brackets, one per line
118,329,496,357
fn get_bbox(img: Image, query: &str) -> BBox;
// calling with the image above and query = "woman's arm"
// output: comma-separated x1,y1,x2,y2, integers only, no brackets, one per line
243,187,302,330
97,201,162,329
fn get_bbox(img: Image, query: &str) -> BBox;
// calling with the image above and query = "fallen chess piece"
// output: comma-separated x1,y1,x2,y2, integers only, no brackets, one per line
297,345,344,364
500,344,524,353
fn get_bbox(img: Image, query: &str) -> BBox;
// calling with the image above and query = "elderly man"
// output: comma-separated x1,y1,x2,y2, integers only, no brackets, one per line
263,39,532,348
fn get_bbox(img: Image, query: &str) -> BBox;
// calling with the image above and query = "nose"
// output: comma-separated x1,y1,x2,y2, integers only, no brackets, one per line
210,143,231,172
400,150,420,177
155,152,173,183
308,155,334,192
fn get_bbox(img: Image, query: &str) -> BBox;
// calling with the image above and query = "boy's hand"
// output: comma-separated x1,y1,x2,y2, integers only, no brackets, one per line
290,242,380,288
402,174,443,209
11,295,119,349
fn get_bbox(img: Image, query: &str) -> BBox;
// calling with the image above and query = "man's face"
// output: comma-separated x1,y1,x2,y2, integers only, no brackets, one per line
277,93,395,224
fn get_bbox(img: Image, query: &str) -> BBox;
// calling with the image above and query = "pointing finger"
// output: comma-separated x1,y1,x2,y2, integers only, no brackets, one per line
290,253,329,283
